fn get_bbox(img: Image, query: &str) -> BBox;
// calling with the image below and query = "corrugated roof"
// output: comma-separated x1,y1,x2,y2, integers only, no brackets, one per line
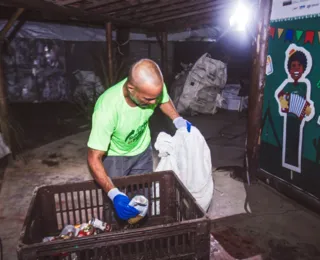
0,0,237,32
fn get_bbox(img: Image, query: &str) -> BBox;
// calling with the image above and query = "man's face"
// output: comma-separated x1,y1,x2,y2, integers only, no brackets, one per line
289,61,304,81
127,82,162,108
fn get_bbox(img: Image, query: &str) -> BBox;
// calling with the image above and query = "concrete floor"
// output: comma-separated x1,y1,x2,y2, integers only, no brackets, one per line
0,110,320,259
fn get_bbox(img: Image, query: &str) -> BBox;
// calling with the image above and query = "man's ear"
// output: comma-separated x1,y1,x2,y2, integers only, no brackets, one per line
127,82,135,93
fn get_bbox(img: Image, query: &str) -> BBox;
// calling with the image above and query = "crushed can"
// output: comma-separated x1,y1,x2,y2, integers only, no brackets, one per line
89,218,112,232
89,218,106,231
128,195,149,224
77,224,95,237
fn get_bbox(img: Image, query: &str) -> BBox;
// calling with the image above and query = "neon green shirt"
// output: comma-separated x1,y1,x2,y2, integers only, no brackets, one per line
87,77,170,156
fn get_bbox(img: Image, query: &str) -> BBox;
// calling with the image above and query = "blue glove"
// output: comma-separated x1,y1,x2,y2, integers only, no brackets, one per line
108,188,139,220
173,117,192,132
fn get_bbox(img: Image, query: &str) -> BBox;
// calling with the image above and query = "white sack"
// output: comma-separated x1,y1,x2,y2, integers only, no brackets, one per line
174,53,227,116
154,126,214,212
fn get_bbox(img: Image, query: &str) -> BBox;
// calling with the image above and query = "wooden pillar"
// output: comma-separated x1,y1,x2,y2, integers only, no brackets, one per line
246,0,273,183
161,31,168,81
0,8,24,39
116,27,130,81
0,44,10,149
0,8,24,154
106,22,114,87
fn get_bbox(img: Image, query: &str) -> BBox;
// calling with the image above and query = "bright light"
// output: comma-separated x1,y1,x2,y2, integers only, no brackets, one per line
229,1,250,31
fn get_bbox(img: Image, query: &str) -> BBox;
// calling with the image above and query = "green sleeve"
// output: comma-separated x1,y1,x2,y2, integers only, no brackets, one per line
87,105,116,152
160,83,170,104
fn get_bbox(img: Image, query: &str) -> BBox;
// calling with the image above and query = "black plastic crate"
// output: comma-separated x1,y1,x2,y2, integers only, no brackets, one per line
17,171,211,260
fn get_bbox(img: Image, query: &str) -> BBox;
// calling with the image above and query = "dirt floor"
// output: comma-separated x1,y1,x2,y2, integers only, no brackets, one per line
0,107,320,259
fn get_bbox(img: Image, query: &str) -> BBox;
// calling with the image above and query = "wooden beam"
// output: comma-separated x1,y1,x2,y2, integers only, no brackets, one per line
0,8,24,157
129,0,231,20
93,0,183,15
141,2,227,23
162,14,221,31
106,22,114,86
0,8,24,39
56,0,84,6
83,0,129,11
161,31,168,81
246,0,273,183
146,5,224,24
115,27,130,82
157,15,223,33
0,0,154,29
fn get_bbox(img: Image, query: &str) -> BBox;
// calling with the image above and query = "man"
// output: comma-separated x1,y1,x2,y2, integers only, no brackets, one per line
87,59,191,221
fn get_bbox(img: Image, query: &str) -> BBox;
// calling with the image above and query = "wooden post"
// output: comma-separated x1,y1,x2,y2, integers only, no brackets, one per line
161,31,168,81
0,8,24,39
246,0,273,183
116,27,130,81
0,8,25,155
106,22,114,86
0,44,11,149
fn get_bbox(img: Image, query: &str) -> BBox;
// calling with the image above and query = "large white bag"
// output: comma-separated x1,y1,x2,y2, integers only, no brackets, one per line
173,53,227,116
154,126,214,212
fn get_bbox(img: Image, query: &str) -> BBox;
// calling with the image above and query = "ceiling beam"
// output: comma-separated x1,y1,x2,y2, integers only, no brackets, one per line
146,5,225,24
93,0,183,15
83,0,147,11
55,0,84,6
140,1,227,23
160,14,222,32
122,0,225,20
0,0,154,29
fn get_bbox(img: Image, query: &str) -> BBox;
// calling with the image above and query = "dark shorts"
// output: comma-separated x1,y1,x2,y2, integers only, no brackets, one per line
102,145,153,178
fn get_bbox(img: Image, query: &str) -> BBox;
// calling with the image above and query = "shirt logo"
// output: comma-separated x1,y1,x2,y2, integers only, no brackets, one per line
125,121,148,144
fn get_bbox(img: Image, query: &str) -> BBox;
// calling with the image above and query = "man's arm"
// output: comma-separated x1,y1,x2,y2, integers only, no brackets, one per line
159,99,180,120
160,99,192,132
87,148,115,193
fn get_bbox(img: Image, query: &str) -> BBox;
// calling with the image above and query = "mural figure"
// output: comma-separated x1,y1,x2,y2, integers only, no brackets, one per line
275,44,315,173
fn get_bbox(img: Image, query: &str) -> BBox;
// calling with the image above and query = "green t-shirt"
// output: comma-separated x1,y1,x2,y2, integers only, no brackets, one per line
87,77,170,156
282,82,307,97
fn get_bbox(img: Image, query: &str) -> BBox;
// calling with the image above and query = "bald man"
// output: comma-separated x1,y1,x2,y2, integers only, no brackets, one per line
87,59,191,220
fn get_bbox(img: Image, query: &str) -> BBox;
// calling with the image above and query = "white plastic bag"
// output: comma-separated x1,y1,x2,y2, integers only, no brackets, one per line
154,126,214,212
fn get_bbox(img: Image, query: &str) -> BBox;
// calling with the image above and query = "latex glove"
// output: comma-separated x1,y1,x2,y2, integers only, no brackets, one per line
108,188,139,220
173,117,192,132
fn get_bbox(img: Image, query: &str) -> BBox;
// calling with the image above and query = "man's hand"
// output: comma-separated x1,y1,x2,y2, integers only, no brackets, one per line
108,188,139,220
173,117,192,132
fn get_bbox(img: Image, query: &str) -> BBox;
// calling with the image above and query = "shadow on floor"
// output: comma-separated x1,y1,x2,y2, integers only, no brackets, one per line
209,178,320,260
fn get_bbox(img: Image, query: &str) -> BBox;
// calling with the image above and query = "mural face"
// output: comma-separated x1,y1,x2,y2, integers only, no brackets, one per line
274,44,315,173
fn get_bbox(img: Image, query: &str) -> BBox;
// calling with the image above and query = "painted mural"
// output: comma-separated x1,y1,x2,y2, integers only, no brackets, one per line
260,17,320,199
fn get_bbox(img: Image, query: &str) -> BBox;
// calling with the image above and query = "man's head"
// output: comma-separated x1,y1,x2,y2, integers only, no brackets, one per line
126,59,164,108
287,50,307,82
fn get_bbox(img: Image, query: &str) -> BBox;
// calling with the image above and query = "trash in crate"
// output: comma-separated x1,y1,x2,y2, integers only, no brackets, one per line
128,195,149,225
77,224,95,237
89,217,112,232
42,217,112,243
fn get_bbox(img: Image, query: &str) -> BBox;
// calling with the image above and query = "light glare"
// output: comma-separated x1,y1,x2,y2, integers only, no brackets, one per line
229,1,250,31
